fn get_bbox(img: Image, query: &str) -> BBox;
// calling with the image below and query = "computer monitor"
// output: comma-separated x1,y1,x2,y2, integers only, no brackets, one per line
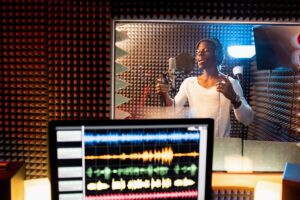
48,118,214,200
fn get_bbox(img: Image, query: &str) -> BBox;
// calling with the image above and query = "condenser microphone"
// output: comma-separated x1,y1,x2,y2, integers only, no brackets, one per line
233,65,243,82
158,53,194,107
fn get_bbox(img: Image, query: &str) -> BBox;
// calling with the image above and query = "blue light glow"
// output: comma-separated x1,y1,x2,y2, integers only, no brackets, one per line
84,131,200,144
227,45,256,58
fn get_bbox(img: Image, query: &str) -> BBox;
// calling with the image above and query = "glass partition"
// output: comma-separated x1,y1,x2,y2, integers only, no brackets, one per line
111,20,300,143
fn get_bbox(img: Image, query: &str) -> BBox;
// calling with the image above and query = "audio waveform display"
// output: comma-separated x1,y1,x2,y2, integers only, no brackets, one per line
173,164,198,176
85,146,199,165
85,130,200,144
84,124,203,199
50,119,213,199
111,178,126,191
86,165,169,179
85,190,198,200
87,177,195,191
126,177,172,190
86,164,198,179
87,180,110,191
173,177,195,187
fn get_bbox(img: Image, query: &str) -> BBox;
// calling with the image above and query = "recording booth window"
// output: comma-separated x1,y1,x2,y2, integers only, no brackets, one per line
112,20,299,143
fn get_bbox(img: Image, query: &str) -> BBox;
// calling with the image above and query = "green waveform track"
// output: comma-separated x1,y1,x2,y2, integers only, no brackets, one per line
173,164,198,176
86,165,169,180
86,164,198,180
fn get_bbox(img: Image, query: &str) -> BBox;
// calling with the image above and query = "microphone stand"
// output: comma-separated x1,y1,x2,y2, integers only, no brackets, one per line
170,72,176,112
236,74,246,156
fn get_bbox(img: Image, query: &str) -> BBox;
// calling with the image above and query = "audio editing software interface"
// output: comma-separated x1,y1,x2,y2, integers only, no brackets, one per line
49,120,213,200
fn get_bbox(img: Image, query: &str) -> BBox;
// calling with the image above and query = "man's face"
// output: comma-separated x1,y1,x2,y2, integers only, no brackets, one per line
196,41,217,70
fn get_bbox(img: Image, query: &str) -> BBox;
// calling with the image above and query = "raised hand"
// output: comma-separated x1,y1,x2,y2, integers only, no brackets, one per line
155,74,170,96
216,73,237,102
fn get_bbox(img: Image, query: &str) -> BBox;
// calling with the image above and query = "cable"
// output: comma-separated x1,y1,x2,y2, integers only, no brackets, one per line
218,86,221,138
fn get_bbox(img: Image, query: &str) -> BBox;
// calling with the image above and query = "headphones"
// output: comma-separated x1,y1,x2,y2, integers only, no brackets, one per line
195,38,225,66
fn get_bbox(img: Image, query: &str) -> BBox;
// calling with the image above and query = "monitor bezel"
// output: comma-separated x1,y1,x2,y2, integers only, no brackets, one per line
48,118,214,200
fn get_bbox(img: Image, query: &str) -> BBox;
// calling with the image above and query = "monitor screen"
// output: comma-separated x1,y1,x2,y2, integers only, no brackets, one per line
48,119,214,200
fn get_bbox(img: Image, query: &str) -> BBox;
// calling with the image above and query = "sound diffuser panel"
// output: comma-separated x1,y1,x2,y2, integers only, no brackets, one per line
1,0,111,179
1,1,48,179
110,1,300,21
47,1,110,122
248,67,300,141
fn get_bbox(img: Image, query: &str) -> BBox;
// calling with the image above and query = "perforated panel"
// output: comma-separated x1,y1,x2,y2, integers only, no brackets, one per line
248,67,300,141
110,0,300,21
47,0,110,121
1,0,111,179
1,1,48,178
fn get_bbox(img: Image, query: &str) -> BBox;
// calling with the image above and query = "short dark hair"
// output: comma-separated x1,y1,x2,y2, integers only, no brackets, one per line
196,38,224,66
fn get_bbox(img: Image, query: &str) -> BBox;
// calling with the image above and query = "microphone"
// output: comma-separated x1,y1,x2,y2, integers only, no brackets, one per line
158,53,194,107
233,66,243,82
168,53,194,89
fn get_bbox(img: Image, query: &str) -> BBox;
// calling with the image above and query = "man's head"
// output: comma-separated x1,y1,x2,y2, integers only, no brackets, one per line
195,38,224,69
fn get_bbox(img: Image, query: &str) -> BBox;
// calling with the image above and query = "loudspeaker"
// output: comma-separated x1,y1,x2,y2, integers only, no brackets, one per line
282,162,300,200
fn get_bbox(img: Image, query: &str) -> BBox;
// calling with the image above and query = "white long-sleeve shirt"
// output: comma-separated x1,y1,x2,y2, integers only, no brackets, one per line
174,77,254,137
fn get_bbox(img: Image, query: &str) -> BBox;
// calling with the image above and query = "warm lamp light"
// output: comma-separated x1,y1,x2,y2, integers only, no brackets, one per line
24,178,51,200
254,181,282,200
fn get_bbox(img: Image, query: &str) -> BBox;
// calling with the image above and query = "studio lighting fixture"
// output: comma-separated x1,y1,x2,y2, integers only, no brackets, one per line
227,45,256,58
